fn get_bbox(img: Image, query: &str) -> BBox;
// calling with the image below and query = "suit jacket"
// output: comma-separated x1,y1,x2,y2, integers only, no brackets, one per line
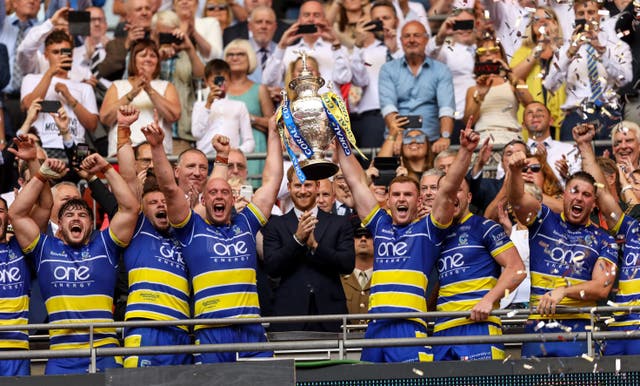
340,272,370,325
262,209,355,332
222,20,290,47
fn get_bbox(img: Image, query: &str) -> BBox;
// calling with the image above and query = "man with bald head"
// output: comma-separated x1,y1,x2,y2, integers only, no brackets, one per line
379,20,455,154
223,1,289,47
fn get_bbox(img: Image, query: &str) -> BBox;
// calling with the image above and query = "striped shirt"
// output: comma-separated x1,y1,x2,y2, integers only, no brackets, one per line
0,239,30,349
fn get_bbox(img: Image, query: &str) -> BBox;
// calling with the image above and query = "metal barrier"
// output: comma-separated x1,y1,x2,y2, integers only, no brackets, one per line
2,306,639,372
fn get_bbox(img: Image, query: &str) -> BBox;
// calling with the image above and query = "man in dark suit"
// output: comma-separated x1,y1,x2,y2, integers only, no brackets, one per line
223,3,289,47
262,166,355,332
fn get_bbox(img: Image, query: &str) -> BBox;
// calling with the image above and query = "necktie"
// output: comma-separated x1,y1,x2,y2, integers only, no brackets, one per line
11,21,29,92
358,271,368,289
259,47,268,71
585,44,603,105
386,48,394,62
340,204,351,215
90,44,103,77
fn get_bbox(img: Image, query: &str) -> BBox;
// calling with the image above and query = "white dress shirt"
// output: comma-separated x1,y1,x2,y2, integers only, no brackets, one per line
426,39,476,119
191,98,255,156
346,41,388,114
262,38,352,88
526,136,581,187
543,29,632,111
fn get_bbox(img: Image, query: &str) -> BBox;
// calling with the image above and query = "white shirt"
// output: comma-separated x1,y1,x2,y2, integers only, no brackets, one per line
293,206,319,219
195,17,223,61
191,98,255,156
20,74,98,149
393,0,432,37
426,39,476,119
347,41,388,113
70,43,112,90
500,228,530,308
262,38,352,88
16,18,53,75
543,28,632,111
526,136,581,187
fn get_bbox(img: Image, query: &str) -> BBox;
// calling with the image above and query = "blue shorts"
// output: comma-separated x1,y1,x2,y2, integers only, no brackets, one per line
433,323,505,361
45,344,122,375
194,324,272,363
360,320,433,363
124,326,193,368
604,325,640,355
0,357,29,376
521,319,589,358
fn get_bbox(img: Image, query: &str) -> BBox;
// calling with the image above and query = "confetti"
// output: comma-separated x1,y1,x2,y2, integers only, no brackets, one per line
616,358,621,373
523,364,533,370
507,310,518,317
412,368,424,376
580,290,586,299
582,353,594,362
504,289,510,299
503,354,512,363
535,321,546,331
608,300,619,307
605,317,615,325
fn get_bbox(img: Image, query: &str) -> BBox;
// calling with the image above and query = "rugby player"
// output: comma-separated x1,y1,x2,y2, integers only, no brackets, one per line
9,155,139,374
507,143,617,358
144,115,282,363
336,123,480,363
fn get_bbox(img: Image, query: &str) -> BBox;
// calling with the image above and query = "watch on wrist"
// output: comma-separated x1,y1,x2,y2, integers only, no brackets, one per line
441,132,451,139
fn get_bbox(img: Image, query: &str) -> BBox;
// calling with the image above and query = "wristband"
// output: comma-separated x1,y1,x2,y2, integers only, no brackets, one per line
621,185,633,194
215,155,228,164
100,164,113,174
117,125,132,149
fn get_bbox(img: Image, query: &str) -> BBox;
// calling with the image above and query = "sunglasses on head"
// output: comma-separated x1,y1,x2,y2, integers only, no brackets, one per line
476,46,501,55
403,134,427,145
522,164,542,173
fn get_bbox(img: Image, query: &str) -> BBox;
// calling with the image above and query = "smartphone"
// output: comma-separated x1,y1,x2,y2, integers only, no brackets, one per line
158,32,183,45
297,24,318,34
372,157,400,187
213,75,225,86
40,100,62,113
474,61,502,76
575,18,587,30
68,11,91,36
239,185,253,201
453,19,475,31
364,19,384,32
73,143,90,168
60,47,73,71
398,115,423,129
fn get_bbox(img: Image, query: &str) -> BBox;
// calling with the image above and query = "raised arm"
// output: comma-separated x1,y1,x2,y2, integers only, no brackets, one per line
141,123,190,225
250,116,283,219
80,154,139,245
115,106,142,198
506,150,541,225
431,120,479,226
8,159,68,249
336,140,378,220
573,123,622,229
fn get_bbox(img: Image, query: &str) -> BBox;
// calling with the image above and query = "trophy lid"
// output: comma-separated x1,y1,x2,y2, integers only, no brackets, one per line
288,51,325,92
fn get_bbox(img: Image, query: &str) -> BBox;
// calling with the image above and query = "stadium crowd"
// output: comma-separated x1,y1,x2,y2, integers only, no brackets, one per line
2,0,640,376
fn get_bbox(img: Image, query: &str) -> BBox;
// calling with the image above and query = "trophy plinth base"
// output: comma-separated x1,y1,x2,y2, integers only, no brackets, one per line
299,159,339,180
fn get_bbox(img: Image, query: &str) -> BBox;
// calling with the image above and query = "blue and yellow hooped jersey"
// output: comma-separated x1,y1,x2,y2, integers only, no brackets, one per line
528,205,617,320
0,239,30,349
610,214,640,327
435,213,514,332
172,204,266,329
124,214,190,328
363,206,449,327
23,229,123,350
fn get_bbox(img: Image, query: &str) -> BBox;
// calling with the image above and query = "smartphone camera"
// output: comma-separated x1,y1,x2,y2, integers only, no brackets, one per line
73,143,90,169
60,48,72,71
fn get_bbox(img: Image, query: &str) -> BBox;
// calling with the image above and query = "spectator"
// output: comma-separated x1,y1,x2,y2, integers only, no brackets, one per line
523,102,581,186
544,0,632,141
203,0,234,30
100,39,181,156
152,10,205,154
510,7,566,129
333,170,356,215
341,221,374,325
0,0,40,140
344,0,401,149
9,155,139,374
379,21,455,154
243,6,280,85
507,149,617,358
433,148,455,174
146,109,282,363
317,178,336,213
115,106,192,368
21,30,99,159
611,121,640,171
262,0,352,89
224,40,274,187
378,128,434,182
326,0,369,50
464,38,533,146
418,168,443,216
191,59,254,157
283,54,320,100
98,0,154,81
223,0,289,47
427,8,477,136
174,0,223,60
262,166,355,332
228,148,249,181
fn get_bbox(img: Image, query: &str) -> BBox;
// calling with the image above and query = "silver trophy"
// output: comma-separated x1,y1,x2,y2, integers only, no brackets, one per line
279,52,340,180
